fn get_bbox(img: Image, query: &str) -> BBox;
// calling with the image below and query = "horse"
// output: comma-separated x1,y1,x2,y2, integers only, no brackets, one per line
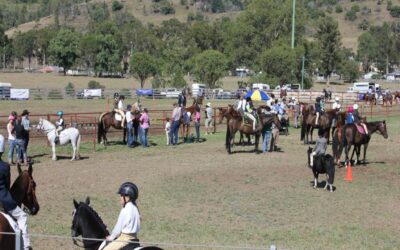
218,106,251,145
307,147,335,192
98,111,141,146
37,118,81,161
300,109,336,144
72,197,163,250
225,106,281,154
0,163,40,250
382,92,393,107
365,93,377,105
332,120,388,165
323,89,332,102
280,88,287,99
394,91,400,104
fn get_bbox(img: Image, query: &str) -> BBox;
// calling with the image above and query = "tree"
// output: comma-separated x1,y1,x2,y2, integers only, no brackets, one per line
130,52,158,88
191,49,227,88
315,17,342,85
95,34,122,76
357,32,378,72
49,28,79,75
36,28,57,66
13,30,37,69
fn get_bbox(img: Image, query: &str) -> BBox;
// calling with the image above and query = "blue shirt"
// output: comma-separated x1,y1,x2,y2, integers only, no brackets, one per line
0,161,17,211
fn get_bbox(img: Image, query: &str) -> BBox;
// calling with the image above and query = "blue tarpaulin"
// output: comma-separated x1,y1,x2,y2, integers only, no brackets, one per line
136,89,153,96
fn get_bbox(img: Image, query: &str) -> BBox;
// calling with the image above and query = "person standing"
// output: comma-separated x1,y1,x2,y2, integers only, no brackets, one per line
21,110,31,157
293,97,300,128
14,118,28,165
194,106,201,143
170,103,181,145
262,120,272,153
165,118,171,145
0,160,32,250
0,133,4,161
204,102,214,135
7,114,16,165
139,108,150,147
126,105,133,148
270,122,280,152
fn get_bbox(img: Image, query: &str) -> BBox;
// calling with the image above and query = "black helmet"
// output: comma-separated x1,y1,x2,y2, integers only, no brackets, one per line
117,182,138,201
316,97,321,102
114,92,120,98
246,97,252,102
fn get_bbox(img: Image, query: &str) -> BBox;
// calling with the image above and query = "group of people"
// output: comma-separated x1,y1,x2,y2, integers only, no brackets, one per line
5,110,31,165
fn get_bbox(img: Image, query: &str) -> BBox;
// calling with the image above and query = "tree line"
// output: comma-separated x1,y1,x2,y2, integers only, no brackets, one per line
1,0,400,89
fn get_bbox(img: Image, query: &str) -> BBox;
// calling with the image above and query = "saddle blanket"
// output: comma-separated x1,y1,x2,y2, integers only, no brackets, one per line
0,212,18,232
355,124,366,134
115,114,122,121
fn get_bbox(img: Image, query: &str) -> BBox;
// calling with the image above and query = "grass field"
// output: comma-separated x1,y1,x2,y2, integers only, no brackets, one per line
1,97,399,249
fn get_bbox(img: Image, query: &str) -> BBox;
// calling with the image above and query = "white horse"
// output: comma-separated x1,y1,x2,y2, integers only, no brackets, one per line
37,118,81,161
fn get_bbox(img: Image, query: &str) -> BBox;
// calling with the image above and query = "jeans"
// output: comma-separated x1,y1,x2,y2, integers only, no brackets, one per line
171,120,180,145
15,139,27,163
262,130,272,153
195,122,200,142
133,125,138,144
139,127,149,147
8,139,15,162
127,122,133,147
24,136,29,155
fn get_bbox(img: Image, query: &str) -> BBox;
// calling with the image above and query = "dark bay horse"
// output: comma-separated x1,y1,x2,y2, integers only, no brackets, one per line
382,92,393,107
72,197,163,250
225,106,281,154
307,147,335,192
394,91,400,104
0,163,40,250
332,120,388,165
301,109,336,144
365,93,377,105
97,111,141,146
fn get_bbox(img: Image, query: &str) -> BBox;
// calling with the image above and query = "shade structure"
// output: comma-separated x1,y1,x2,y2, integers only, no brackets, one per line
245,89,270,101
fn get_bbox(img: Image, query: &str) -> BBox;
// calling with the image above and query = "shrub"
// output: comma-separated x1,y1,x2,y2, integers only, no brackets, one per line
120,88,132,98
180,0,187,6
361,6,371,15
351,4,360,13
112,1,124,11
387,0,393,11
64,82,75,97
345,10,357,21
88,80,105,89
358,19,369,30
48,89,63,99
389,5,400,17
335,4,343,13
326,6,333,14
160,1,175,14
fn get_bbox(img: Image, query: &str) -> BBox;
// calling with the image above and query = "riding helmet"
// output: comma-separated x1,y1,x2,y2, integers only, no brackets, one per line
353,103,359,110
57,111,63,116
118,182,139,201
316,97,321,102
114,92,120,98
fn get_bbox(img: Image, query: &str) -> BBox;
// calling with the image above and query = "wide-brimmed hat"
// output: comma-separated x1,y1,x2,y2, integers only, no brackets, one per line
8,114,15,121
21,109,30,116
206,102,211,107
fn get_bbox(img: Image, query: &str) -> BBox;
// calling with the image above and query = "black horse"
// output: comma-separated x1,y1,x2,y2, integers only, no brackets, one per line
307,147,335,192
72,197,163,250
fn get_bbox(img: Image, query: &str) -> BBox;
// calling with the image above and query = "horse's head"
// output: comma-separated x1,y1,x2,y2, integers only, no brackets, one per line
13,163,40,215
378,120,388,139
36,118,44,131
217,108,226,124
72,197,109,244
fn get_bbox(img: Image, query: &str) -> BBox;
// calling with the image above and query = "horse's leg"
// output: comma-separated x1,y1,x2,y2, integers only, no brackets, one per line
310,126,314,143
71,141,76,161
254,134,260,154
324,175,329,190
313,172,318,189
363,143,368,164
52,143,57,160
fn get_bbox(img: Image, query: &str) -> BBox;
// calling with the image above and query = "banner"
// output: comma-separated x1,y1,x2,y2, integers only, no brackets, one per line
136,89,153,96
84,89,102,97
10,89,29,100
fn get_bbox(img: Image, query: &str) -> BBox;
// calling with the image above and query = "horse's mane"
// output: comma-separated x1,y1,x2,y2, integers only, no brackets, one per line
42,119,55,128
79,202,109,236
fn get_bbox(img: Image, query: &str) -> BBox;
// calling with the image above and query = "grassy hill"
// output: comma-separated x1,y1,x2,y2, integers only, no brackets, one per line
4,0,400,51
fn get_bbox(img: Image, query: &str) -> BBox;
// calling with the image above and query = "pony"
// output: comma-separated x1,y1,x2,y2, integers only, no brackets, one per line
225,106,281,154
0,163,40,250
300,109,336,144
98,111,141,146
307,147,335,192
37,118,81,161
382,92,393,107
332,120,388,165
72,197,163,250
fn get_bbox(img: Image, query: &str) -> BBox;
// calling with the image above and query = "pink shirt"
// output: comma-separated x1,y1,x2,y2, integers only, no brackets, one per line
194,111,201,123
139,113,150,129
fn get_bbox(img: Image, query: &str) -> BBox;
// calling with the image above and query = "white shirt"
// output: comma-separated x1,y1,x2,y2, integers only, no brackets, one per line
0,134,4,153
165,121,171,132
126,111,132,123
237,99,246,111
118,100,124,110
332,102,341,110
7,122,15,140
110,202,140,240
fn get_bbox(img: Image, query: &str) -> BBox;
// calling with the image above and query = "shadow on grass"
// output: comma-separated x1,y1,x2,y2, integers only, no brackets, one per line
56,155,90,160
309,180,337,192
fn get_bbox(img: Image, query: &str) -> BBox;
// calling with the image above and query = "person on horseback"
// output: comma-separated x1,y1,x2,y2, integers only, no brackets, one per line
367,86,373,100
104,182,140,250
236,94,246,116
54,111,65,144
245,97,257,131
178,89,187,109
114,95,126,128
331,97,341,128
310,129,327,167
353,104,368,135
0,161,31,250
315,96,323,125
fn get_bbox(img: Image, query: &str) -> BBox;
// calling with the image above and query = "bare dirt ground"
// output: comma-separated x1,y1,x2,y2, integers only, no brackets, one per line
8,115,399,250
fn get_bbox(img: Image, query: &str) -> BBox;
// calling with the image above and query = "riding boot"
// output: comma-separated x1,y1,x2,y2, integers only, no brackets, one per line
55,136,60,145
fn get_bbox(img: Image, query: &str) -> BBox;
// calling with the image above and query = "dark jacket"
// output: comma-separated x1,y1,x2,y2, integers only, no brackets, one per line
14,121,26,140
178,94,186,107
315,102,322,113
353,110,362,123
0,161,17,211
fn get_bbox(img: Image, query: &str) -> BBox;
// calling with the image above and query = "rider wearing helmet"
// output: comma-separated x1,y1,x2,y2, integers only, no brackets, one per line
245,97,257,131
104,182,140,250
55,111,65,144
353,103,368,135
331,97,341,128
113,95,126,128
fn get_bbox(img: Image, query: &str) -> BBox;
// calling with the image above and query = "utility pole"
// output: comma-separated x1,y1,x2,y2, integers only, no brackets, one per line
291,0,296,49
301,55,305,90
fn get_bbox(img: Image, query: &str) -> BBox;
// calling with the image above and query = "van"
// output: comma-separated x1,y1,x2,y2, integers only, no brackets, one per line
235,67,250,77
0,82,11,100
192,83,206,97
252,83,270,91
348,82,376,93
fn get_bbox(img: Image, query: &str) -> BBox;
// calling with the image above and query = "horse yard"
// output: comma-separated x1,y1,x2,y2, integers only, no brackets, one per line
1,98,399,249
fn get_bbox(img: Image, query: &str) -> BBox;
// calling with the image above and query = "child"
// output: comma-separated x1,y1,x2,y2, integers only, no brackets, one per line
165,118,171,145
194,106,201,143
55,111,65,144
310,129,327,167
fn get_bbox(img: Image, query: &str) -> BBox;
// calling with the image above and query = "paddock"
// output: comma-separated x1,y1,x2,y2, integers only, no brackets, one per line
1,99,399,249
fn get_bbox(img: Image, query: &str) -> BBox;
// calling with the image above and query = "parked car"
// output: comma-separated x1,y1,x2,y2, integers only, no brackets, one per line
216,91,234,99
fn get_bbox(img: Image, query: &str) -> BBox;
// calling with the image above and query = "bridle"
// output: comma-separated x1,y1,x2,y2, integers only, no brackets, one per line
71,206,105,249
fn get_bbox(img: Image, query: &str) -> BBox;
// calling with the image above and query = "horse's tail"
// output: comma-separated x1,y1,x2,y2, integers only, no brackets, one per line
97,118,104,144
332,130,339,158
326,155,335,184
225,123,231,150
76,133,81,156
300,121,305,141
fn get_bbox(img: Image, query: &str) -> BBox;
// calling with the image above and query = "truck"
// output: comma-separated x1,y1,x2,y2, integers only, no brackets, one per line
191,83,206,97
348,82,378,93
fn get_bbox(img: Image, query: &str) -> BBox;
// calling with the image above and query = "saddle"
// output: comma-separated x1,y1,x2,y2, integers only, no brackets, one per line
115,113,122,121
355,124,366,134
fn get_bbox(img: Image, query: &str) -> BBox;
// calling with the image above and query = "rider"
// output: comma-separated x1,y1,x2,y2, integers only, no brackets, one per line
55,111,65,144
114,95,126,128
244,97,257,131
178,89,187,109
0,161,31,250
104,182,140,250
236,94,247,116
315,96,323,125
331,97,341,128
310,129,327,167
353,103,368,135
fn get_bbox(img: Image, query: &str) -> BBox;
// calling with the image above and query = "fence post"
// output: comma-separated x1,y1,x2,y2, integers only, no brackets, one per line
213,107,216,134
93,117,97,152
15,228,22,250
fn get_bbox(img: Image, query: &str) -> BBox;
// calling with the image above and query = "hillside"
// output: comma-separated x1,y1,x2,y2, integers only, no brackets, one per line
4,0,400,51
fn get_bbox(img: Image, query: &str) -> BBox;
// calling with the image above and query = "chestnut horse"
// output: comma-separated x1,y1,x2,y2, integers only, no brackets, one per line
0,163,40,250
72,197,163,250
365,93,377,105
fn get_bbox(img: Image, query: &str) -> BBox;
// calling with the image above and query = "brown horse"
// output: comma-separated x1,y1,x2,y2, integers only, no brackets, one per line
365,93,377,105
394,91,400,104
217,106,250,145
0,163,40,250
301,109,336,144
382,92,393,107
280,88,287,99
97,111,141,146
225,106,281,154
332,120,388,165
